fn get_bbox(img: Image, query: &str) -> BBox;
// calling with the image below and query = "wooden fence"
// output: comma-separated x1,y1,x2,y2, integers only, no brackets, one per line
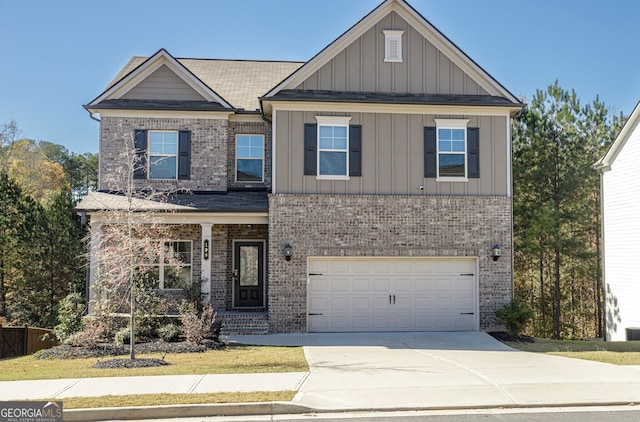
0,326,57,358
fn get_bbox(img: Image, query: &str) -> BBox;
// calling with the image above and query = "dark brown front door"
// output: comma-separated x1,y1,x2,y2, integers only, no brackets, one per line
234,241,264,308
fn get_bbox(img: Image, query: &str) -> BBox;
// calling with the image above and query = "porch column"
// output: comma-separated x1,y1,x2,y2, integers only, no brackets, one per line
200,223,212,303
88,222,101,310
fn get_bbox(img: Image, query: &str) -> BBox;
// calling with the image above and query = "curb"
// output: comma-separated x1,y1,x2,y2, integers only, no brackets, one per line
63,401,640,421
63,401,314,422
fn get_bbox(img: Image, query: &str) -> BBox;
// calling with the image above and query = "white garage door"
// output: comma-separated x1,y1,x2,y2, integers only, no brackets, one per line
307,257,477,332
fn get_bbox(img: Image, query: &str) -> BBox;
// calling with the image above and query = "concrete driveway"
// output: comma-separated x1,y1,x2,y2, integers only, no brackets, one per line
293,332,640,411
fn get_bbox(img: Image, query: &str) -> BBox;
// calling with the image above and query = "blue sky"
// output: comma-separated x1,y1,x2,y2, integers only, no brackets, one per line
0,0,637,153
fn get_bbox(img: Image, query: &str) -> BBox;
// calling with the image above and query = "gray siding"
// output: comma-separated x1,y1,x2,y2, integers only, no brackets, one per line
295,12,488,96
274,110,509,196
122,65,207,101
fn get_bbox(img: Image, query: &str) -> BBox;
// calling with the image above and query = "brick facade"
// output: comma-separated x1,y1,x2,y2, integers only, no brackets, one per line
99,116,229,192
268,194,513,333
206,224,269,311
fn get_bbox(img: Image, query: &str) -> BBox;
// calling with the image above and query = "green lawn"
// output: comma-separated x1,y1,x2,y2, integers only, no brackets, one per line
0,344,308,381
502,337,640,365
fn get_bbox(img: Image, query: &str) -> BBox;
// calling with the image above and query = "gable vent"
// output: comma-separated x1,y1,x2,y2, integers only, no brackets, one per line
383,30,404,63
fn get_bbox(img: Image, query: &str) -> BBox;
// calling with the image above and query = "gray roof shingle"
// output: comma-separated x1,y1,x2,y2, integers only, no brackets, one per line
267,89,521,107
76,191,269,213
105,57,303,111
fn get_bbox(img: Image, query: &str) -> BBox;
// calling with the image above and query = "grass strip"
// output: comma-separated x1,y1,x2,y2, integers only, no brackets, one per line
45,391,296,409
503,338,640,365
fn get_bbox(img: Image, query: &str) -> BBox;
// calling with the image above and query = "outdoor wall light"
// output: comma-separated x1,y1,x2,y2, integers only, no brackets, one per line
492,245,502,261
283,243,293,261
203,239,210,261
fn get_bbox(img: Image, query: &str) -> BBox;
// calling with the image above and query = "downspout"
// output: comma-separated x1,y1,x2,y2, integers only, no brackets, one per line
594,160,608,340
88,111,101,123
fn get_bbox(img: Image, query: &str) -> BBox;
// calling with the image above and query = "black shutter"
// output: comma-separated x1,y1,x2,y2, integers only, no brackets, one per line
424,127,436,178
349,125,362,177
133,129,147,179
178,130,191,180
467,127,479,178
304,123,317,176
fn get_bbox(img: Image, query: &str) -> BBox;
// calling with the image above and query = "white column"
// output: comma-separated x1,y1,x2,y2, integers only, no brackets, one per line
200,223,212,304
88,222,102,311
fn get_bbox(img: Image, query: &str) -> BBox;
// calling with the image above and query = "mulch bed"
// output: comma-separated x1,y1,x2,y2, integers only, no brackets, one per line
92,358,170,369
488,331,534,343
36,339,224,360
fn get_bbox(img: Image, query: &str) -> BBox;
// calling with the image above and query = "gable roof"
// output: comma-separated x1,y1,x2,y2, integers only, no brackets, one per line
595,101,640,172
88,49,234,109
88,50,303,112
263,0,521,106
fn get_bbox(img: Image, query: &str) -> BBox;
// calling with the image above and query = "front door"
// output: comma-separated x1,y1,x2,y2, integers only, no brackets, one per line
234,241,264,308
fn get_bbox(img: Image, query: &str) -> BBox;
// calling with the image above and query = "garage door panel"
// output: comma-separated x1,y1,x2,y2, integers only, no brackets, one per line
353,278,371,291
352,297,371,311
373,278,391,291
394,278,412,291
331,297,349,311
308,258,477,332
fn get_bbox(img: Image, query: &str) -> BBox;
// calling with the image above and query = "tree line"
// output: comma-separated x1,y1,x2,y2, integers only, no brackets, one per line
512,82,626,339
0,120,97,328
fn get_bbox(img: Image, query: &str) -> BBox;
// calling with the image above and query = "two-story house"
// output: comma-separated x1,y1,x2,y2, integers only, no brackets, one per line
77,0,523,334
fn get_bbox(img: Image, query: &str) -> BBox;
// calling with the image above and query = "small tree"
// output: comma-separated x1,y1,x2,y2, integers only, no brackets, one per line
89,124,184,359
495,299,534,336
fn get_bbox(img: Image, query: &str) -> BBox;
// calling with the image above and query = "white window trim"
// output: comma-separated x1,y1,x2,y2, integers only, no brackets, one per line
148,130,178,180
315,116,352,180
434,119,469,182
383,30,404,63
235,134,265,183
145,240,193,291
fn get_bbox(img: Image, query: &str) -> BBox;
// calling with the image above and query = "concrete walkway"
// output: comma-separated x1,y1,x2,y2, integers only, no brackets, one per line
1,332,640,421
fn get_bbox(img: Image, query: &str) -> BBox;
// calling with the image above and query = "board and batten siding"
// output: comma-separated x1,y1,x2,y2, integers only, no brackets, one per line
121,64,207,101
273,110,508,196
294,11,489,96
602,122,640,341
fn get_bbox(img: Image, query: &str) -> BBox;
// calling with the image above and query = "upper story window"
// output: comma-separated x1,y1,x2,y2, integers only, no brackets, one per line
383,30,404,63
424,120,479,181
432,119,471,181
149,131,178,179
316,116,351,179
133,129,191,180
236,135,264,182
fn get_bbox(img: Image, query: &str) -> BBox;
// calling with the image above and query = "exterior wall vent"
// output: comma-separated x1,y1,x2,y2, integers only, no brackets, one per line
626,328,640,341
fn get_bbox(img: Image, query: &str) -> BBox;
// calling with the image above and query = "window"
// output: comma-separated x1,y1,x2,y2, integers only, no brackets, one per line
133,129,191,180
435,119,469,180
383,30,404,63
142,241,192,290
316,116,351,178
149,131,178,179
236,135,264,182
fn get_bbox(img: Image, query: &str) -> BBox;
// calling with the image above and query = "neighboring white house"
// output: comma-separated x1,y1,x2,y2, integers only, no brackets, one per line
596,101,640,341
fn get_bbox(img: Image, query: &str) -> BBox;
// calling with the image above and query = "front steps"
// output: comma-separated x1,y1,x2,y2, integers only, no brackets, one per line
218,311,269,335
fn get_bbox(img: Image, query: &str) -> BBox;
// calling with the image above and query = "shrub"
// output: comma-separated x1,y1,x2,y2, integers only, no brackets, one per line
495,299,534,335
179,301,216,344
157,323,181,342
114,327,131,345
65,318,106,347
53,292,86,341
